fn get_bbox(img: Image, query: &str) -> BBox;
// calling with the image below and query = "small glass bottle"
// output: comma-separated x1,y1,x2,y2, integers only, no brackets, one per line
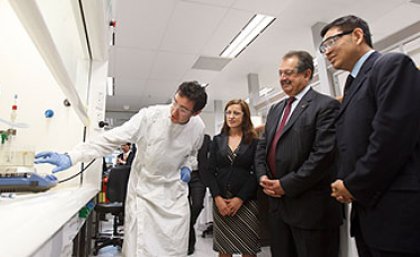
10,94,18,124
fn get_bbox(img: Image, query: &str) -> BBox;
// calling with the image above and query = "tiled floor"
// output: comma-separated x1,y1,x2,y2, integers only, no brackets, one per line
92,236,271,257
91,219,271,257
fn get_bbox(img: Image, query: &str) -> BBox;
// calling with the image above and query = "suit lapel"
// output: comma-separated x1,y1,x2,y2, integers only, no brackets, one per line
218,133,229,160
336,52,380,119
219,133,250,161
280,88,313,137
235,138,250,158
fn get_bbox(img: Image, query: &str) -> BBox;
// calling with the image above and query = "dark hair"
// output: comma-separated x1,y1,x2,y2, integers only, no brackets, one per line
320,15,373,48
221,99,257,144
176,81,207,112
283,50,314,80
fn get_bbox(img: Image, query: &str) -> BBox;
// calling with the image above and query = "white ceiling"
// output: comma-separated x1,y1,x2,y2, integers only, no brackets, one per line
107,0,420,113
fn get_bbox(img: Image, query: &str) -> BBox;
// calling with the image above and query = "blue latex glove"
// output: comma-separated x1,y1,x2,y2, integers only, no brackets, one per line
34,151,72,173
180,167,191,183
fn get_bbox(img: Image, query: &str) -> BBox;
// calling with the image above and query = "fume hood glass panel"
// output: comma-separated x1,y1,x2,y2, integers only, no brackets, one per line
35,0,90,104
0,0,85,172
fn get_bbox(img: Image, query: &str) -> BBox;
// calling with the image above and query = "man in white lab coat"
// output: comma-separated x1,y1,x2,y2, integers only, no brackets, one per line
34,81,207,257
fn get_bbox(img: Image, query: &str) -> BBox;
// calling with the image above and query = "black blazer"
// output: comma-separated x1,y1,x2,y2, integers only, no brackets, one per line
255,87,342,229
195,134,211,186
335,52,420,253
208,133,259,202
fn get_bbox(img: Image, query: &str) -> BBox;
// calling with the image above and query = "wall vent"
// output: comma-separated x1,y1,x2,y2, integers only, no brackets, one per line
192,56,231,71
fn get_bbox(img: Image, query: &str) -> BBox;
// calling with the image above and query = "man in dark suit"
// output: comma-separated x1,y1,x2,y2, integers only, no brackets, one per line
187,134,211,255
255,50,342,257
321,15,420,257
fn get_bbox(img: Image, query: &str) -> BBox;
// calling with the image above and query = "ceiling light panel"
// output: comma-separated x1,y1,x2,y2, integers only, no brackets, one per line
220,14,276,58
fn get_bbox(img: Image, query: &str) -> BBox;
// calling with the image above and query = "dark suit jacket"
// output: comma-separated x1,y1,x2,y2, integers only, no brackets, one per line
117,151,134,166
255,87,342,229
195,134,211,186
208,133,259,202
335,51,420,253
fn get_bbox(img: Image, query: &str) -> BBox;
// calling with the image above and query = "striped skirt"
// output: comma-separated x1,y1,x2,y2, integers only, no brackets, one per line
213,199,261,255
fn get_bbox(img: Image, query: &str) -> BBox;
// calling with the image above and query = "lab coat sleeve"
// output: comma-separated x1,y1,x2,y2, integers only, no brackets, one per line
68,108,148,165
180,122,204,171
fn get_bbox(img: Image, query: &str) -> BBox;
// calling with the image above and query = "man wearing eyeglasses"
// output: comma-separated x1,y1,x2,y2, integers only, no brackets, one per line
255,50,341,257
321,15,420,257
34,81,207,257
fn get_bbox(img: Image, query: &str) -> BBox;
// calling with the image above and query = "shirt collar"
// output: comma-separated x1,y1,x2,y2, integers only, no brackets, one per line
351,50,375,78
293,85,311,102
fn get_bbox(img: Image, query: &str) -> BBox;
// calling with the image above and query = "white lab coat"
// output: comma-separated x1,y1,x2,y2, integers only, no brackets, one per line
69,105,205,257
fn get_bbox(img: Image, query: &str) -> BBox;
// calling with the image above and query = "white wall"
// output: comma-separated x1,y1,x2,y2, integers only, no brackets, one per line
199,111,216,137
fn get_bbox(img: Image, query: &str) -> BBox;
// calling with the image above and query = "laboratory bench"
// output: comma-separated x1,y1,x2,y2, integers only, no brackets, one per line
0,185,98,257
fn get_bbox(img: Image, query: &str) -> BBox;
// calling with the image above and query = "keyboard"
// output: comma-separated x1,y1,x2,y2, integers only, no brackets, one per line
0,172,58,192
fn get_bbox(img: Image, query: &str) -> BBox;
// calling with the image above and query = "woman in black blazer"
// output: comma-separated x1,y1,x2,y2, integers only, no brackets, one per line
208,99,260,257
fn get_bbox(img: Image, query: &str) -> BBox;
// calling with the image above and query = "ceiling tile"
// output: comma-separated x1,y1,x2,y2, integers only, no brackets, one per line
370,2,420,42
201,8,254,56
115,0,177,49
113,47,156,79
181,0,235,8
143,79,180,100
182,68,220,84
232,0,294,16
191,56,231,71
149,51,197,80
160,1,228,53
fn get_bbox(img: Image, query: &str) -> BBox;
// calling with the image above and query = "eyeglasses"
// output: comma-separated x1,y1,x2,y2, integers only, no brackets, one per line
278,69,298,77
225,110,243,117
171,98,193,116
319,30,353,54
